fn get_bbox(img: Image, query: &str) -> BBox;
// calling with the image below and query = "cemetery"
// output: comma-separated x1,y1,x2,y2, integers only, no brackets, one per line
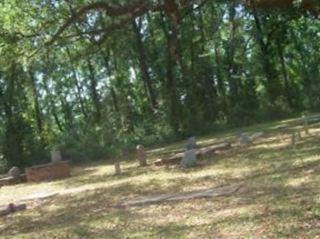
0,115,320,238
1,1,320,238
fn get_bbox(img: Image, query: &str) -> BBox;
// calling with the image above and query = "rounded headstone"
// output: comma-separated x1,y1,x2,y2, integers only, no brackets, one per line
136,145,147,167
239,133,251,146
186,137,197,150
51,150,62,163
8,167,21,179
114,161,121,175
181,149,197,168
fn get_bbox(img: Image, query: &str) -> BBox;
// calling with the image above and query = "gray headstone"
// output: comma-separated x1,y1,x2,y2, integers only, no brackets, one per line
186,137,197,150
114,161,121,175
291,133,296,146
51,150,62,163
291,131,301,147
251,132,264,141
302,114,309,135
297,131,302,140
181,149,197,168
136,145,147,167
239,133,251,146
8,167,20,179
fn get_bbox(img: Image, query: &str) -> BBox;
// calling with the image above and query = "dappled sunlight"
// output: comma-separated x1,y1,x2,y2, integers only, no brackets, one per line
285,175,313,188
1,119,320,238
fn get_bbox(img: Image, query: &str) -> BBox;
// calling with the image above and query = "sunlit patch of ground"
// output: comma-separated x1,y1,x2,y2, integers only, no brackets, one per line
0,117,320,238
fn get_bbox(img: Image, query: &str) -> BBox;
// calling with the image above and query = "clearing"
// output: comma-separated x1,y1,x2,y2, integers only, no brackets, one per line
0,117,320,239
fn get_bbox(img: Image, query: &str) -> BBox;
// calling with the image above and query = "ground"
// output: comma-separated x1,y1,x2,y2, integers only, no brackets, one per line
0,117,320,239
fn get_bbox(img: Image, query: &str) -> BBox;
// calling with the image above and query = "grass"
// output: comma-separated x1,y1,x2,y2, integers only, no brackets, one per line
0,117,320,238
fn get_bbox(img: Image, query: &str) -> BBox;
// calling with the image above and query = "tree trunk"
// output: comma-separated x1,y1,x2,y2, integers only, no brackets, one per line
66,47,88,120
132,19,158,112
87,59,101,122
29,69,43,134
252,8,281,103
227,1,239,103
160,13,181,133
43,79,64,132
276,39,292,107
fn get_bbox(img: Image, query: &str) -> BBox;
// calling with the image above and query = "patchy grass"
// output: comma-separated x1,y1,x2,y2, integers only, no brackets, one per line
1,117,320,238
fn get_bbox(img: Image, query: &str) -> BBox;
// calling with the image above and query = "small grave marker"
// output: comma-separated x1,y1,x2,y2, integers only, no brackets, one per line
51,150,62,163
181,149,197,168
186,136,197,150
114,161,121,175
136,145,147,167
302,114,309,135
8,167,21,179
239,132,251,146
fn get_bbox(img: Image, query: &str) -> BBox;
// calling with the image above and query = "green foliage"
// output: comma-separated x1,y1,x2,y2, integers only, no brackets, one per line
312,207,320,218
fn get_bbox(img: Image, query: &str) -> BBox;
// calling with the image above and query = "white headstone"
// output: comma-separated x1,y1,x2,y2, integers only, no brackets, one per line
51,150,62,163
8,167,20,179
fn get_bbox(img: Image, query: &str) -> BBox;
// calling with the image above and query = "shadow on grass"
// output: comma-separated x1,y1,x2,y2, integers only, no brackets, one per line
1,122,320,238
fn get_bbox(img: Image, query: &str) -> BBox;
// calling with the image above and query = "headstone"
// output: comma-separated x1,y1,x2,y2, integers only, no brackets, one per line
136,145,147,167
251,132,265,141
297,131,302,140
302,114,309,135
239,132,251,146
8,167,20,179
114,161,121,175
51,150,62,163
186,136,197,150
291,133,296,147
181,149,197,168
291,132,301,147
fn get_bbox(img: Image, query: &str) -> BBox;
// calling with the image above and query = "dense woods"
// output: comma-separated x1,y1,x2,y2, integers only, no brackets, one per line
0,0,319,172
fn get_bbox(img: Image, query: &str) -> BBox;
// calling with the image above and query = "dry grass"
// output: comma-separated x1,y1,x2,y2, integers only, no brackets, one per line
0,118,320,238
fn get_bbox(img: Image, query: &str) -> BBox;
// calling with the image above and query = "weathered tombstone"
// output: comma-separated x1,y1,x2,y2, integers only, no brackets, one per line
291,131,301,147
114,161,121,175
181,149,197,168
302,114,309,135
239,132,251,146
291,132,296,147
251,132,265,141
136,145,147,167
51,150,62,163
297,131,302,140
186,136,197,150
8,167,20,179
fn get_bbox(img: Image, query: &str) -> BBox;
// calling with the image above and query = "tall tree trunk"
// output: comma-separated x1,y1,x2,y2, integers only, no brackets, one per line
160,13,181,133
1,63,25,167
87,59,101,122
43,79,64,132
290,29,312,107
214,43,226,98
227,1,239,103
61,98,73,132
252,8,281,103
276,39,292,107
132,19,158,112
29,69,43,134
65,47,88,120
